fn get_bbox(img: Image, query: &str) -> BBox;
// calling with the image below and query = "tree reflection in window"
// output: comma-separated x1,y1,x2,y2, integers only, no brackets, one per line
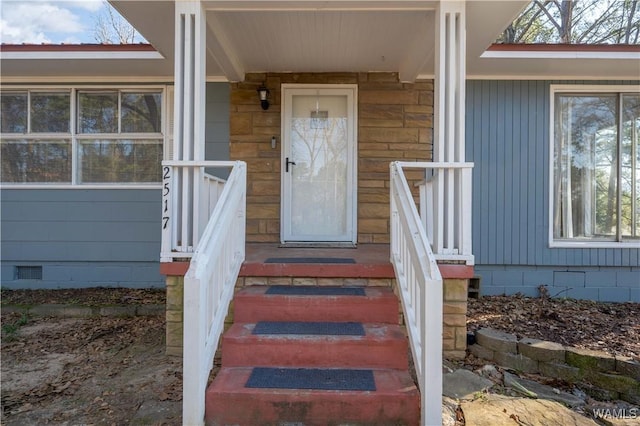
554,92,640,242
79,140,162,183
0,89,163,184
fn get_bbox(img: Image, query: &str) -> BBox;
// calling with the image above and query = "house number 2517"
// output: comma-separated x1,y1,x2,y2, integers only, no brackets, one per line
162,166,170,230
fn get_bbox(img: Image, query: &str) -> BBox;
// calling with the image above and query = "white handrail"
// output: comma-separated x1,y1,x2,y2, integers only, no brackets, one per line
161,160,237,261
398,161,474,265
390,161,443,426
182,161,246,426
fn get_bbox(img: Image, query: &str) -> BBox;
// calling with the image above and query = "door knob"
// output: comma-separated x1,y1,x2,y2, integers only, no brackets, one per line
286,157,296,172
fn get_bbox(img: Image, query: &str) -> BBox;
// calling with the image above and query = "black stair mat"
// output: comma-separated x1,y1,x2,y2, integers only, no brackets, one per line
252,321,365,336
265,286,365,296
264,257,356,264
245,367,376,391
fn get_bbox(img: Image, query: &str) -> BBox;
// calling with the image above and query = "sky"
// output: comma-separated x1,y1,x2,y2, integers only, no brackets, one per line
1,0,130,44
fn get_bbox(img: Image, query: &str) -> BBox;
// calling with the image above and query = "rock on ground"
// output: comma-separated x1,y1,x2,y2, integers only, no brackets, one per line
461,394,600,426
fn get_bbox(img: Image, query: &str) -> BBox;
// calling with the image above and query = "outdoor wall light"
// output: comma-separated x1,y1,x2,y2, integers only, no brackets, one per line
257,84,270,110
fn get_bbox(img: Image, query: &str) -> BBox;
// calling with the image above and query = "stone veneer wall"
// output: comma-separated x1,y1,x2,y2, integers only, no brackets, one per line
166,275,184,356
470,328,640,404
230,72,433,244
442,279,469,359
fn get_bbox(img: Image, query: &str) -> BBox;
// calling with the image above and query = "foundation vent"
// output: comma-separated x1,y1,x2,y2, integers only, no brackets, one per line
16,265,43,280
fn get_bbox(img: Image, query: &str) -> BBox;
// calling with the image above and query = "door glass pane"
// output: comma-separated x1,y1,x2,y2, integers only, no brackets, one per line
290,94,348,237
1,92,27,133
78,92,118,133
621,94,640,238
554,94,617,240
121,92,162,133
31,93,70,133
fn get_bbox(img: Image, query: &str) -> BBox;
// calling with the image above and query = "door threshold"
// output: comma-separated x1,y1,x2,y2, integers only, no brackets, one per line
279,242,357,249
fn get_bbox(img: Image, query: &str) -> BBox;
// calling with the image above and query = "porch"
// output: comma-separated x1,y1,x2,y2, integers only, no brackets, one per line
164,238,472,424
161,157,473,425
138,0,507,423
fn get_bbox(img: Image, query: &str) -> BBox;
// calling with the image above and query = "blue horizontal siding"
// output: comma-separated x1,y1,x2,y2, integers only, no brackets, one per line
1,261,164,289
466,80,640,269
1,189,162,263
0,188,163,288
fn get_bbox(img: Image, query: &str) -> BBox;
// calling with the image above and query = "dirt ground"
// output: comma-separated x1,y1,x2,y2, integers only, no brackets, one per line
1,287,639,425
1,311,182,425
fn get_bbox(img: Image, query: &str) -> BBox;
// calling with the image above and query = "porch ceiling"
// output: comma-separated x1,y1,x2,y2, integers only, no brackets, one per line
106,0,529,82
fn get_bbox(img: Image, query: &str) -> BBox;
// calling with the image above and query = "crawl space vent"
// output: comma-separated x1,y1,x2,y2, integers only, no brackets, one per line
16,266,43,280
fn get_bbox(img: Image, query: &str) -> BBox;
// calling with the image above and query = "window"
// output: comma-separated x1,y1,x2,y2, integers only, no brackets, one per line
0,87,164,185
1,91,71,183
551,86,640,246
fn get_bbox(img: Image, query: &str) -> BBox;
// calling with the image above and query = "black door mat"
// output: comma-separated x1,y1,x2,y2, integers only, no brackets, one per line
265,286,365,296
264,257,356,264
252,321,365,336
245,367,376,391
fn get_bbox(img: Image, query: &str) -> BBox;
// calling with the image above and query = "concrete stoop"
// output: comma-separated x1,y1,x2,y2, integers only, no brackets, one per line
204,285,420,426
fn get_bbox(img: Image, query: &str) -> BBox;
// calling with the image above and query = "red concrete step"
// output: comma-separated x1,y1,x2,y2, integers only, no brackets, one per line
205,367,420,426
221,322,409,369
233,286,399,324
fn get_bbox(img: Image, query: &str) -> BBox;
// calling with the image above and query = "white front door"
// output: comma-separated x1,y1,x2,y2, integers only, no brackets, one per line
281,85,357,244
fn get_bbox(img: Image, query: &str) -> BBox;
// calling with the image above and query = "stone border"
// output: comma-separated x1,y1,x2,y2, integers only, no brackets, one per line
1,304,165,317
470,328,640,405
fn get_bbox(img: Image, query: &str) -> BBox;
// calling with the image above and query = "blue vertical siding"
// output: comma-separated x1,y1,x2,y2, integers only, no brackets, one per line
466,80,640,301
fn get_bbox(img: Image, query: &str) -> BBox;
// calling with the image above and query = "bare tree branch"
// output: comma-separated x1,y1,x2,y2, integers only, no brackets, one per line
499,0,640,45
624,1,639,43
576,3,619,44
536,0,563,33
94,4,139,44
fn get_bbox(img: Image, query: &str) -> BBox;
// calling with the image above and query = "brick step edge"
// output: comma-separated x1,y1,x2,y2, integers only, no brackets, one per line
206,367,420,425
1,304,165,318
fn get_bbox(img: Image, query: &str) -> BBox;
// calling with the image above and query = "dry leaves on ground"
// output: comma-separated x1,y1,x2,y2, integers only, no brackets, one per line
1,313,181,425
1,288,165,306
467,291,640,360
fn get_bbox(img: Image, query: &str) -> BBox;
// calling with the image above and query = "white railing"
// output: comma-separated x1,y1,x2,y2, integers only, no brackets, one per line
390,161,443,426
416,162,474,265
161,161,235,261
182,161,246,426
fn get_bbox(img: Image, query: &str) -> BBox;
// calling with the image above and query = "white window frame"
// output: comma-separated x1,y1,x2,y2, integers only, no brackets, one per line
549,84,640,249
0,84,169,189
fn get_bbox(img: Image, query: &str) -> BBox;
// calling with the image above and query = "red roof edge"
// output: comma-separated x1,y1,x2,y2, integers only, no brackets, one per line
489,43,640,52
0,43,156,52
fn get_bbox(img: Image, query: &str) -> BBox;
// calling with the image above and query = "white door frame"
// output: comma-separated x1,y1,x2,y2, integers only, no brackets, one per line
280,84,358,245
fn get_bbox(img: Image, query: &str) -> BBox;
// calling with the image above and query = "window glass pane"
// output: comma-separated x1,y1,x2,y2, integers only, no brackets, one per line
121,92,162,133
31,93,70,133
78,92,118,133
79,140,162,183
1,92,27,133
1,140,71,183
621,94,640,239
554,95,617,240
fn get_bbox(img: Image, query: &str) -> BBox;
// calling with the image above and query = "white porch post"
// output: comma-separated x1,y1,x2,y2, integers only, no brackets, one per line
434,0,467,256
174,0,207,252
175,1,207,425
426,1,466,425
